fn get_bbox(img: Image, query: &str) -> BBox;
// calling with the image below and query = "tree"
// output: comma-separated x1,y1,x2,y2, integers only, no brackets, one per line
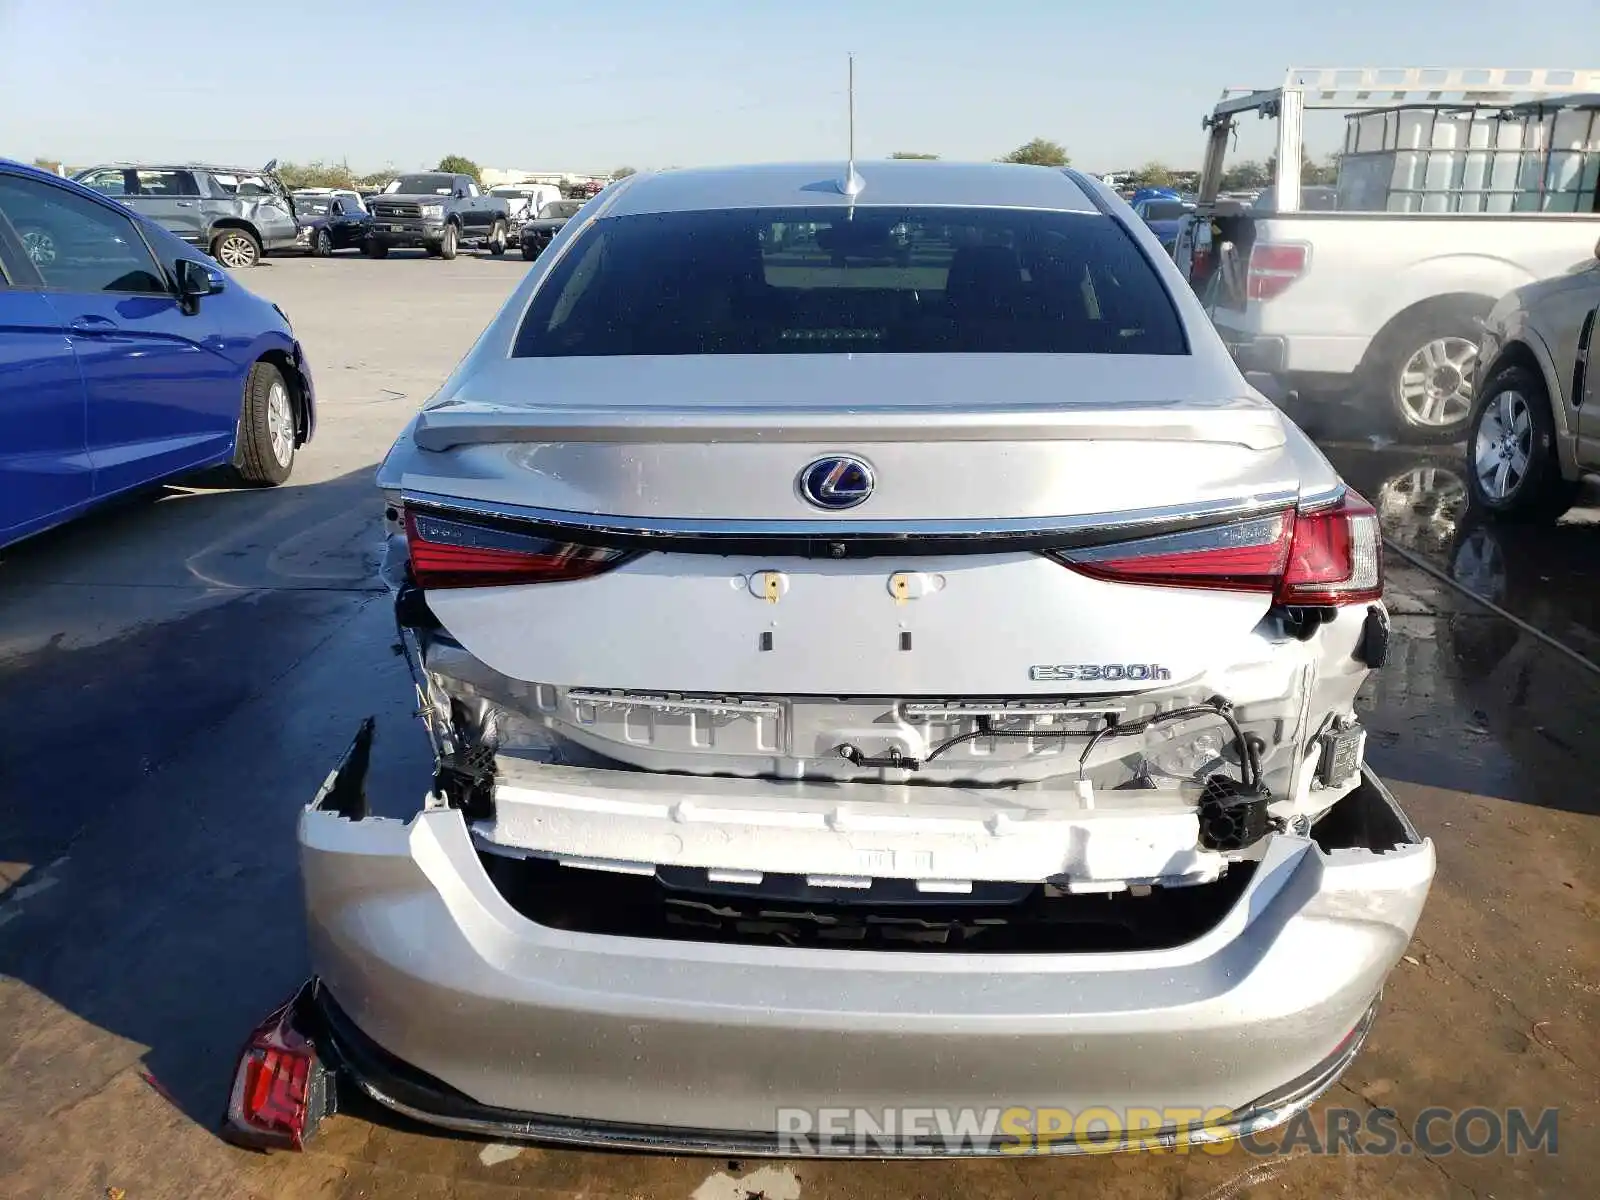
1259,151,1339,187
889,151,939,160
1128,160,1175,190
436,154,481,183
1000,138,1070,167
1220,159,1271,190
1302,151,1341,186
276,160,357,190
612,166,637,178
356,169,396,191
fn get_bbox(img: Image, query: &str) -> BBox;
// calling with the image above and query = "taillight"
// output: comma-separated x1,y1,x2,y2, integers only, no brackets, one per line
1275,491,1383,606
404,509,633,589
221,987,328,1151
1052,490,1382,606
1247,242,1309,301
1053,512,1294,593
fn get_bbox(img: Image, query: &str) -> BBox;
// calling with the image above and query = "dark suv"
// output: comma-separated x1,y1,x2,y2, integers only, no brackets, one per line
364,173,511,259
74,161,299,268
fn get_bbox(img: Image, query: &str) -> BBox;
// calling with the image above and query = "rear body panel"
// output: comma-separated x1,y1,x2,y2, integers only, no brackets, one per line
297,162,1427,1153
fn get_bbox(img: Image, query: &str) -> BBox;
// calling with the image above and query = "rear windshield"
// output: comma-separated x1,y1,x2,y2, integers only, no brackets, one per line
1141,200,1192,221
511,206,1186,357
387,174,456,195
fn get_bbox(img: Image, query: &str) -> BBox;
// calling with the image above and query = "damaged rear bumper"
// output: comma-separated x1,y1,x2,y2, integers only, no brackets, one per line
298,722,1434,1153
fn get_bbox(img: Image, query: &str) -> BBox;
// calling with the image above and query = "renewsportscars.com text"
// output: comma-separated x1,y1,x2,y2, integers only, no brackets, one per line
775,1105,1560,1156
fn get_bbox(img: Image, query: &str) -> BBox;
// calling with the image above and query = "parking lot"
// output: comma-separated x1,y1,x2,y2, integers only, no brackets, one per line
1,253,1597,1200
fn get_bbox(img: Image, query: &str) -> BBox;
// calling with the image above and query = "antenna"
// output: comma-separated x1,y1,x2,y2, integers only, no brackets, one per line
848,53,855,172
841,53,864,198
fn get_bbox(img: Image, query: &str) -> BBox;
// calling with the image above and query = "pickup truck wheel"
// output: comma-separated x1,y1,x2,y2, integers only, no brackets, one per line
311,228,333,257
212,229,262,269
520,243,536,261
232,360,296,486
1464,365,1579,523
1365,300,1491,444
487,221,507,256
364,237,388,259
439,223,459,260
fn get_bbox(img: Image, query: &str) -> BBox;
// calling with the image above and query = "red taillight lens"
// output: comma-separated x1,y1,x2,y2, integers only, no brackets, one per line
404,509,632,589
1055,512,1294,593
1275,491,1383,605
1053,492,1382,606
221,988,327,1151
1247,241,1309,301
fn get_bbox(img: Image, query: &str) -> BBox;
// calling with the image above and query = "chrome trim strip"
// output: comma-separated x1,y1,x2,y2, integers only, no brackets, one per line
399,488,1302,541
1297,480,1347,512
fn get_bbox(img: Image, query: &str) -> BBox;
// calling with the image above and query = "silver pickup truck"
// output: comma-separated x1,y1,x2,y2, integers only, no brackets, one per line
73,160,300,268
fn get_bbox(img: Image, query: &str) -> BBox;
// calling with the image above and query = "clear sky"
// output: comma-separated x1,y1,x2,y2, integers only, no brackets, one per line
1,0,1592,174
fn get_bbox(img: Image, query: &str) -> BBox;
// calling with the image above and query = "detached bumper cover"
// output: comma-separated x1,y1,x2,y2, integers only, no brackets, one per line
299,728,1433,1152
302,977,1376,1156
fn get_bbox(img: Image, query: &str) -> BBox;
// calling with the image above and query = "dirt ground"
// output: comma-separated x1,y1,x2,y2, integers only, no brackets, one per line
1,254,1595,1199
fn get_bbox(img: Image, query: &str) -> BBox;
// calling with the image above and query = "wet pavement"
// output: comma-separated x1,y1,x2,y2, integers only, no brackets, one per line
1325,441,1600,671
1,258,1597,1199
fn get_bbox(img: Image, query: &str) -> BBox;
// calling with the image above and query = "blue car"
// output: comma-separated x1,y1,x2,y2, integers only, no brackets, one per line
0,159,315,550
1131,195,1196,255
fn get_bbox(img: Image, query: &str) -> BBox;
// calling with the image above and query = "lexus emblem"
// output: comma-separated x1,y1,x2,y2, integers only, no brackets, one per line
799,455,875,510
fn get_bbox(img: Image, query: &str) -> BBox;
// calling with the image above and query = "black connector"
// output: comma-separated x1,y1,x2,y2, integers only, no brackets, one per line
836,744,922,770
1354,605,1390,669
436,742,496,821
1197,775,1273,851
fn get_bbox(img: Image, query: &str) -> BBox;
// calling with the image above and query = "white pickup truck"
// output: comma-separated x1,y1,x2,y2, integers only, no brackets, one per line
1173,67,1600,443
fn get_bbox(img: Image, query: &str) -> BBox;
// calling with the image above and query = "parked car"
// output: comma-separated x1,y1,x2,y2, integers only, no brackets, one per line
1466,246,1600,521
365,173,511,259
1130,195,1195,254
1129,185,1180,207
490,182,563,232
517,198,585,260
291,189,374,256
1174,68,1600,444
73,160,299,268
563,178,606,200
0,159,315,549
228,161,1432,1158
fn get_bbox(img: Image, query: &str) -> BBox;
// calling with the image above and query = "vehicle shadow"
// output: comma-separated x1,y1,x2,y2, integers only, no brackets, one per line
0,462,431,1137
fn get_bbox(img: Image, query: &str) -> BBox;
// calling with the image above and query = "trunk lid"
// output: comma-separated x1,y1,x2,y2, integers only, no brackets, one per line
392,353,1323,703
390,353,1297,523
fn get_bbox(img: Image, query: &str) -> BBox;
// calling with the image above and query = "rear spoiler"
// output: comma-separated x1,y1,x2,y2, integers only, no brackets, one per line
411,403,1288,453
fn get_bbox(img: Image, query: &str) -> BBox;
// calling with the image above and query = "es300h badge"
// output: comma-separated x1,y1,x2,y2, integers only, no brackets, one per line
1030,663,1174,683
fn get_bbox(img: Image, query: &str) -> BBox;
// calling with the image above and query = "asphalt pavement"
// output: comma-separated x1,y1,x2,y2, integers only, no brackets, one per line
0,254,1596,1199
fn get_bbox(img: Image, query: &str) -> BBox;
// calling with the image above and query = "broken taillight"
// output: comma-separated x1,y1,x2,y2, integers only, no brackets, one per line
221,986,329,1151
1246,241,1309,301
1051,491,1382,605
404,508,633,589
1274,491,1383,606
